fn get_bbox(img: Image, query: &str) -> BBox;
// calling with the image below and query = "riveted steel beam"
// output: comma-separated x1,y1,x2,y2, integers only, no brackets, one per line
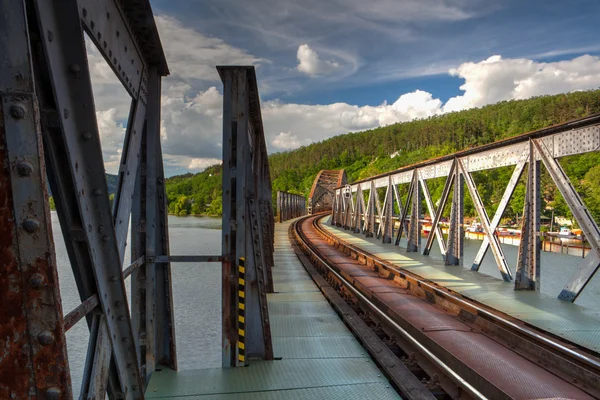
219,66,273,367
423,161,455,257
407,171,422,253
472,157,527,271
515,143,541,291
0,2,71,396
459,159,512,281
533,138,600,302
395,171,414,246
78,0,148,100
30,0,145,397
446,162,464,266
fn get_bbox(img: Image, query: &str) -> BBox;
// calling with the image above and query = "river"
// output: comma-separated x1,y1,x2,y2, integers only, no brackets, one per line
52,213,599,397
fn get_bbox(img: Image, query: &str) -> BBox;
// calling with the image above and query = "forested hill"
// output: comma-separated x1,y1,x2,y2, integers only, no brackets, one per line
166,89,600,220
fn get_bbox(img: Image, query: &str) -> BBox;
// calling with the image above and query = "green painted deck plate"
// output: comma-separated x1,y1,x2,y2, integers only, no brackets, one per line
146,219,401,399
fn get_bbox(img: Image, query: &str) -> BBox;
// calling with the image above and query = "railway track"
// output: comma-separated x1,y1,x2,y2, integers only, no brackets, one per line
290,213,600,400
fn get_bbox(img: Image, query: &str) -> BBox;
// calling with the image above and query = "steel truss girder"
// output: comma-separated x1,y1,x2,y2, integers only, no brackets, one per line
28,0,167,397
334,117,600,299
0,3,71,395
515,143,541,290
407,171,421,253
446,163,464,266
458,159,512,281
472,157,527,271
219,66,273,368
78,0,148,100
423,160,455,257
533,139,600,302
419,172,447,255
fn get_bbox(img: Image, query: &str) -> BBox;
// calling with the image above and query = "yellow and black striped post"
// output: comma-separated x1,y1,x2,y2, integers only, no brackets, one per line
237,257,246,366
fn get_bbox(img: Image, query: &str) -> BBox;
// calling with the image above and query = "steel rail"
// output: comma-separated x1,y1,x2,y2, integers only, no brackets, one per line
313,215,600,373
293,215,488,400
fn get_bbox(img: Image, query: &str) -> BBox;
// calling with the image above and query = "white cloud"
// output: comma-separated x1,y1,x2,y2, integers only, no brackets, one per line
85,12,600,175
444,54,600,112
297,44,341,77
188,158,223,170
155,15,265,83
96,109,126,173
272,132,304,149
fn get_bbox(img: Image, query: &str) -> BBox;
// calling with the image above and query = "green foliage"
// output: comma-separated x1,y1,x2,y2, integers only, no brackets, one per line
165,89,600,220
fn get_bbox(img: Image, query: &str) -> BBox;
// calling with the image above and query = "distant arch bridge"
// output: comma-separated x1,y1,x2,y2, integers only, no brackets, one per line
308,169,348,214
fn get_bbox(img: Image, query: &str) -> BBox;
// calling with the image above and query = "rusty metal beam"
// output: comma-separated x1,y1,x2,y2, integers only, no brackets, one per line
0,2,71,397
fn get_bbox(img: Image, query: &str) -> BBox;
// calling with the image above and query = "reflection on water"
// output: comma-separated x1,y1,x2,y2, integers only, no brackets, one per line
53,212,221,398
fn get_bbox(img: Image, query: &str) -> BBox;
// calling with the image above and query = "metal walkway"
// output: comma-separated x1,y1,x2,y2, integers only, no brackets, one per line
144,220,400,399
322,219,600,353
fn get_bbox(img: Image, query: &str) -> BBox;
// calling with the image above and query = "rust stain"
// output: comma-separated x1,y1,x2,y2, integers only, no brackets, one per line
0,118,32,398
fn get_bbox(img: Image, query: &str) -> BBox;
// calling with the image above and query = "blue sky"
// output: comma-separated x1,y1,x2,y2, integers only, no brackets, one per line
89,0,600,176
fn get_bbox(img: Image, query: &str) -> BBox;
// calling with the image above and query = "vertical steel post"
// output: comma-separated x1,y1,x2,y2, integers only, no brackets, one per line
407,171,421,253
446,163,464,266
515,143,541,290
0,2,71,395
382,177,394,243
366,182,377,237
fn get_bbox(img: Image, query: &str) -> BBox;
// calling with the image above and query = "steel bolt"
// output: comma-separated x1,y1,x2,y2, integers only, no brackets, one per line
29,273,44,289
122,337,128,342
102,235,110,242
16,161,33,177
81,131,93,140
118,315,125,321
110,275,118,282
10,104,25,119
47,30,54,42
63,109,69,119
115,301,122,307
22,218,40,233
45,387,62,400
92,188,102,196
37,331,54,346
69,63,80,73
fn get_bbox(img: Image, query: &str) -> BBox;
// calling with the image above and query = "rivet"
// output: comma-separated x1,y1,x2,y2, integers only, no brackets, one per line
63,109,69,119
116,31,120,38
37,331,54,346
81,131,93,140
22,218,40,233
132,385,138,391
103,41,107,49
102,235,110,242
90,21,95,29
126,363,132,368
45,387,62,400
16,161,33,177
115,301,122,307
29,273,44,289
9,104,25,119
124,46,128,53
97,32,101,40
47,30,54,42
110,275,118,282
122,337,128,342
92,188,102,196
82,8,87,17
69,63,80,73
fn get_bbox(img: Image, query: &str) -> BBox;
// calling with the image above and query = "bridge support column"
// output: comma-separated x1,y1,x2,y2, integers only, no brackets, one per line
220,67,273,367
446,163,464,265
0,4,71,395
353,184,365,233
365,181,377,237
382,176,394,243
407,170,422,253
515,142,541,290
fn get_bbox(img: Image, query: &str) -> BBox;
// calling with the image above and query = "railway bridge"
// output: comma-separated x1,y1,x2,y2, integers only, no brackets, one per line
1,1,600,399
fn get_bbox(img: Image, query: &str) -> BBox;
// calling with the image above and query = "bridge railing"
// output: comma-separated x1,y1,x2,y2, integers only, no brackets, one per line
332,114,600,303
1,1,274,398
276,191,306,222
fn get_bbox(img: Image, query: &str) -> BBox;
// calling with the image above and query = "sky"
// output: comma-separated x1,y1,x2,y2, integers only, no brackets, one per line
89,0,600,176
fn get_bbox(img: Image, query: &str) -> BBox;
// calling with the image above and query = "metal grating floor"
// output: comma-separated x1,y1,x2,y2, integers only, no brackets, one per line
146,219,401,399
322,220,600,353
